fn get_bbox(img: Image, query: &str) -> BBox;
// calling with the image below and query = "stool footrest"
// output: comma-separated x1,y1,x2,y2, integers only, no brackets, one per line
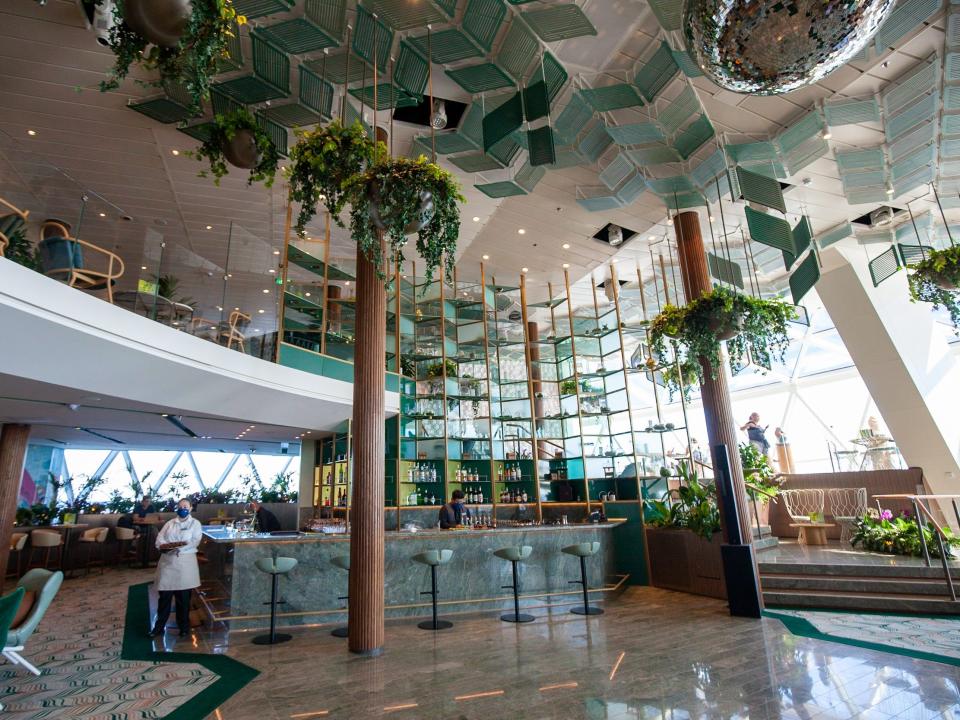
568,579,583,585
501,584,515,590
338,594,348,601
420,590,435,596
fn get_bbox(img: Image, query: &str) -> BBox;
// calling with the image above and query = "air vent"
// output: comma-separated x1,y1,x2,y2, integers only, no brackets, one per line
592,222,638,247
393,97,468,129
851,205,906,227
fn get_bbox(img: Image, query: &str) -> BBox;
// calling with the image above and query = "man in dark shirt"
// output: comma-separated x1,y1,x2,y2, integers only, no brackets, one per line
249,500,281,532
438,490,471,529
133,496,156,519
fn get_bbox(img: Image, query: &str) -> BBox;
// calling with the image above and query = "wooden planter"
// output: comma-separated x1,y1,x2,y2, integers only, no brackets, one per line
644,526,726,599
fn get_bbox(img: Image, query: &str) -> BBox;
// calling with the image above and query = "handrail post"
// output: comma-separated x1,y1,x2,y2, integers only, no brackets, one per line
953,499,960,532
912,499,932,567
935,533,958,601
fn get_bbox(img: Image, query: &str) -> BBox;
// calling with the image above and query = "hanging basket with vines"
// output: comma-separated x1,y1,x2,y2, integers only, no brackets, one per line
288,120,383,236
99,0,244,113
907,245,960,329
660,359,700,401
189,109,279,186
650,286,796,382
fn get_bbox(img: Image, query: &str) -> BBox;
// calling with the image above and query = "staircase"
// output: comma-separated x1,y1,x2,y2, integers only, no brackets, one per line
759,559,960,615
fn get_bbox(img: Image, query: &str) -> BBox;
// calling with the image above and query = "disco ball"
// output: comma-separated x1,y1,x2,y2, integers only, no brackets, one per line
684,0,896,95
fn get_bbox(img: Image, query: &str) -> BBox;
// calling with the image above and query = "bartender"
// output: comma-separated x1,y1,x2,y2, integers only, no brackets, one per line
249,500,281,533
438,490,471,529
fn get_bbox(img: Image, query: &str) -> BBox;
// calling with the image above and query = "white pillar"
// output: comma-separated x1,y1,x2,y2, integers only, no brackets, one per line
817,240,960,504
298,439,317,517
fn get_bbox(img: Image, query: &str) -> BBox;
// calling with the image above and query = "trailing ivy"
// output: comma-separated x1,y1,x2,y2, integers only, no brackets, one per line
650,286,796,383
99,0,243,113
907,245,960,329
189,109,279,187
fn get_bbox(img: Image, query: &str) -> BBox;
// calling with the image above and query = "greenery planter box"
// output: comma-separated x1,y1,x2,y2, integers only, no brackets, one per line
644,527,726,599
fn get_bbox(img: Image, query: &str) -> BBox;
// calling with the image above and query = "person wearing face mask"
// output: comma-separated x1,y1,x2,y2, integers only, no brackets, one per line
149,499,202,638
438,489,471,529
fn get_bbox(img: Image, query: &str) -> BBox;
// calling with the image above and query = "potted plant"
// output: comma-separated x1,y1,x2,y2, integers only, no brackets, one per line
908,245,960,328
425,359,457,379
559,378,578,396
189,109,280,186
3,223,40,271
740,442,780,527
289,120,383,236
99,0,244,113
650,286,796,382
851,509,960,557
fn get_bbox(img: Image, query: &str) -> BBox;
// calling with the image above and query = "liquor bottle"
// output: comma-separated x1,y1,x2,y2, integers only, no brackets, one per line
498,466,504,484
515,463,522,481
407,466,414,483
477,488,483,504
521,489,528,503
429,493,436,505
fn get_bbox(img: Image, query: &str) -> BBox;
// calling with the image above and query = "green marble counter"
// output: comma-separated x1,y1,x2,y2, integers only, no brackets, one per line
201,522,628,630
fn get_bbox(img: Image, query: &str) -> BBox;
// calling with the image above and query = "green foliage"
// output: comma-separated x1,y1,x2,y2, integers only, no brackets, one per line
29,503,56,526
105,490,135,514
425,359,457,378
907,245,960,330
740,442,780,502
650,286,796,382
289,120,383,235
189,109,280,187
15,507,33,526
156,274,195,308
100,0,241,113
4,224,40,271
346,156,464,285
241,471,298,503
65,475,106,514
399,356,416,378
559,378,578,395
851,511,960,558
660,359,699,401
646,462,721,540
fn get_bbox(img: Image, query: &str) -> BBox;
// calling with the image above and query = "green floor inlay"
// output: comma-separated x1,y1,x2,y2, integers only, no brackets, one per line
124,583,259,720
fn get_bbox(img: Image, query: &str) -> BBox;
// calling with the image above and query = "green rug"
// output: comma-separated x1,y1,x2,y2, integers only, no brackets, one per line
124,583,258,720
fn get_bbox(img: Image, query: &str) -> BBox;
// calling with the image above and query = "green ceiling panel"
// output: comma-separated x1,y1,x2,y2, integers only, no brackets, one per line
578,122,612,163
885,92,938,141
627,145,682,165
648,0,682,31
458,102,485,147
817,222,853,249
409,29,481,64
262,102,324,128
305,52,368,84
737,166,786,213
482,91,522,151
210,88,243,117
541,53,568,101
217,21,244,72
463,0,507,53
522,4,597,42
883,59,938,114
793,216,814,257
449,153,504,172
352,6,393,73
835,147,885,172
672,48,703,77
615,173,646,204
868,247,900,287
515,162,546,191
394,42,429,97
349,83,419,110
255,113,289,156
416,132,477,155
213,74,286,105
898,243,936,265
577,189,623,212
363,0,448,30
943,137,960,158
306,0,346,41
523,80,550,121
783,137,828,175
129,97,193,124
607,122,663,145
447,63,514,93
232,0,294,19
580,84,644,112
841,169,886,189
657,86,700,136
888,121,936,162
890,143,936,182
777,110,825,155
708,253,744,289
527,125,556,167
634,42,679,102
178,122,214,143
433,0,457,16
600,153,635,190
554,95,593,146
893,165,935,196
258,18,338,54
944,87,960,111
875,0,940,51
252,32,291,92
746,206,793,253
487,136,521,166
691,149,727,188
673,114,714,159
475,181,528,198
790,249,820,303
825,98,880,126
647,175,695,194
666,190,706,209
498,22,538,81
726,141,778,164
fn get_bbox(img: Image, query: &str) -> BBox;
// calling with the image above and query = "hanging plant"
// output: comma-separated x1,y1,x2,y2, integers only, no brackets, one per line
907,245,960,328
288,120,383,236
345,155,464,284
99,0,244,113
660,359,700,401
650,286,796,382
188,109,280,187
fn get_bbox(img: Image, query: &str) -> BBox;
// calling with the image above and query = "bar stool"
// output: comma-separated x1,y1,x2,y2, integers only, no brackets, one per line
252,556,297,645
494,545,534,624
77,527,109,575
29,530,63,571
114,526,136,566
562,542,603,616
329,555,350,638
411,549,453,630
7,533,27,579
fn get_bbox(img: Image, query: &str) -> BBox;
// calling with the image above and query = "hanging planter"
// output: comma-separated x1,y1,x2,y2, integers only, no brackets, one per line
345,155,464,284
288,120,382,236
650,286,796,383
99,0,243,113
660,359,700,401
189,109,280,186
908,245,960,328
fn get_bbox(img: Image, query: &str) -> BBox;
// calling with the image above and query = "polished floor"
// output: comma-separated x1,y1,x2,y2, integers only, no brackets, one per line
4,566,960,719
757,540,960,568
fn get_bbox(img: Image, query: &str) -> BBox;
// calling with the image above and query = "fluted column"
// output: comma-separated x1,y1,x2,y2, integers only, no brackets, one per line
672,212,753,543
0,424,30,582
348,234,386,656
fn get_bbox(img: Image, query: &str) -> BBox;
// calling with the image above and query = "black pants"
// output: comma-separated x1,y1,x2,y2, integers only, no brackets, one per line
154,589,192,632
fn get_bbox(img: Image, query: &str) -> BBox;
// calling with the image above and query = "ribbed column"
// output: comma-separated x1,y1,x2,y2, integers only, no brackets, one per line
673,212,752,543
348,234,386,656
0,424,30,582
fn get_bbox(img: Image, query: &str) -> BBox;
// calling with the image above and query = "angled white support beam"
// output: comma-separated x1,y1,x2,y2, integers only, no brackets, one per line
151,451,184,495
186,452,205,490
213,455,240,490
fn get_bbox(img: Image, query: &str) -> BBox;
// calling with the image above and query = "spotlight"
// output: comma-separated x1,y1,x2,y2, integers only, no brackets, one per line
430,100,448,130
607,224,624,246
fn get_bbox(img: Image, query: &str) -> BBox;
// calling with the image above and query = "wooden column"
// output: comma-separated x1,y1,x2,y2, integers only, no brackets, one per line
348,234,386,656
672,212,753,543
0,424,30,582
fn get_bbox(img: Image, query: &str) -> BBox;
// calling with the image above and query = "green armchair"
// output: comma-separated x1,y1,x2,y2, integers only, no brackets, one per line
2,568,63,675
0,585,25,711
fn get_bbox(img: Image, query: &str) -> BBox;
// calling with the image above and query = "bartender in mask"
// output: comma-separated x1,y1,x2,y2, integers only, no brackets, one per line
438,489,471,529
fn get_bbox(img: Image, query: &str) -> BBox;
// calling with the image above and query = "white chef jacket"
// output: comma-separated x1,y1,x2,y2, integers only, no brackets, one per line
154,515,202,591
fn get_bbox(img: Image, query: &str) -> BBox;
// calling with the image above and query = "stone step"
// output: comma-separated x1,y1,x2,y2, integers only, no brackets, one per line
761,573,952,596
753,536,779,551
758,561,955,580
763,589,960,615
751,525,772,537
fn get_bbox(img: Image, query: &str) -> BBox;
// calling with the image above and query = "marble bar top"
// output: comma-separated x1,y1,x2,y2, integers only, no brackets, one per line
201,520,624,544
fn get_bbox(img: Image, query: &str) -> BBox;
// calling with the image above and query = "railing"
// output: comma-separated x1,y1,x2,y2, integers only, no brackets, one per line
874,493,960,601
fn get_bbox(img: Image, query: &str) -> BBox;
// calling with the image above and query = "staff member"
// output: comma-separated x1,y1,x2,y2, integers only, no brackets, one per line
134,496,156,519
249,500,281,533
438,490,471,529
149,499,202,638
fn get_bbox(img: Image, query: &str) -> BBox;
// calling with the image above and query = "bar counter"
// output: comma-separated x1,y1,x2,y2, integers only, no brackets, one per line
201,521,628,630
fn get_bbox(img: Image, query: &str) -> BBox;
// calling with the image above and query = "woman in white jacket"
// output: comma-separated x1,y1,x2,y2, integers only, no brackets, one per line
149,498,202,638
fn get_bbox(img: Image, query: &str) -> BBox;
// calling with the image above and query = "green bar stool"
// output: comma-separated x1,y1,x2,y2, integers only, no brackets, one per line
252,556,298,645
411,549,453,630
494,545,534,623
329,555,350,638
562,542,603,616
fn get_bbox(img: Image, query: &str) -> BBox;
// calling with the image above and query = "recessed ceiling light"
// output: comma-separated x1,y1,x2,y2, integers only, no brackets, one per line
881,60,890,68
822,131,832,140
206,225,213,230
171,149,180,156
708,215,715,222
611,258,619,264
216,306,223,311
98,212,106,217
482,254,489,260
258,309,265,314
472,216,480,222
141,265,147,270
886,187,895,195
273,249,280,255
262,289,270,293
562,263,570,268
648,235,656,241
234,306,239,311
268,269,276,273
518,229,526,235
521,267,529,273
27,130,36,136
562,243,570,249
345,281,351,286
304,292,311,297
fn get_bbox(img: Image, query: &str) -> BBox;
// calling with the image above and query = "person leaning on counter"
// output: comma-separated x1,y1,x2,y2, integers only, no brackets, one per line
438,489,471,529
